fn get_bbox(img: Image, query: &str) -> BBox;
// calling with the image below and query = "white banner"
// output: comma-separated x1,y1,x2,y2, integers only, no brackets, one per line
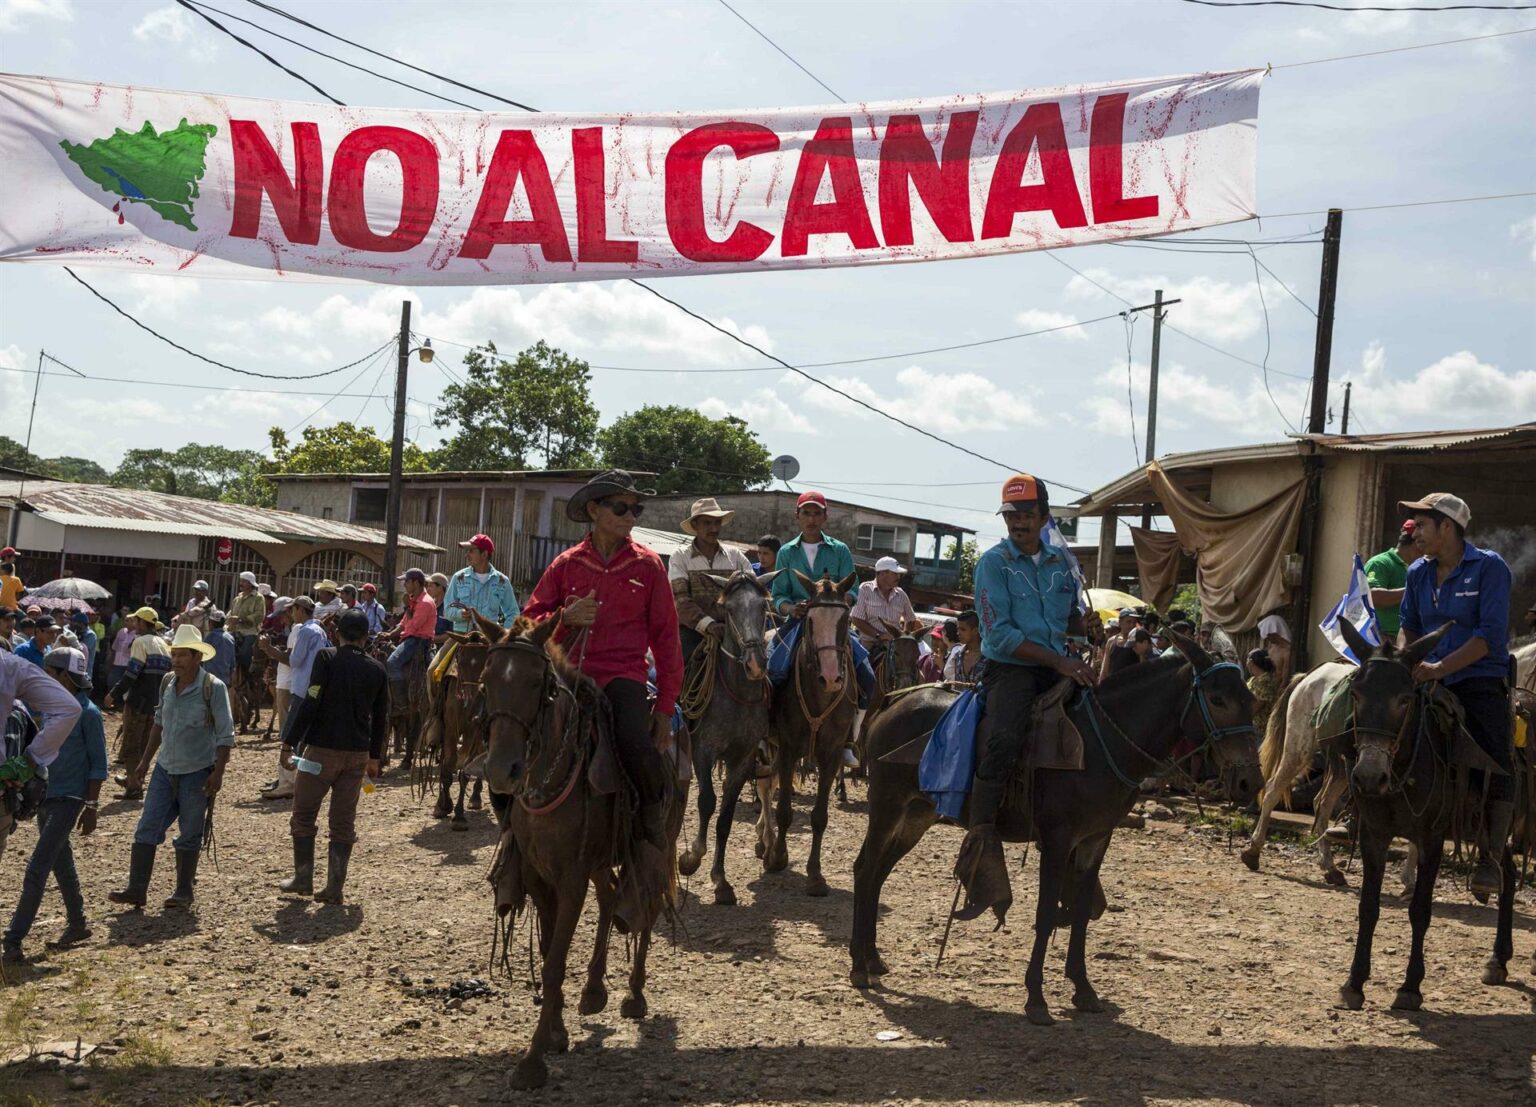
0,70,1263,285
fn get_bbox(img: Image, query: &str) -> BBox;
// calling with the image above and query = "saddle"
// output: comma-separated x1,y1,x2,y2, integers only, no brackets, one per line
884,674,1084,773
584,701,694,799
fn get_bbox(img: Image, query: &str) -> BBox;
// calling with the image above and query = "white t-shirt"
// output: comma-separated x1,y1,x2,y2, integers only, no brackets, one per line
473,570,492,584
276,623,298,688
1258,614,1291,643
800,540,821,568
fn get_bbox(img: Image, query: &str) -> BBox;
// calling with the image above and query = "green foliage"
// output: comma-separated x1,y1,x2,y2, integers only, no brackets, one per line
431,341,599,471
111,444,266,501
944,538,980,594
45,456,111,484
596,405,772,495
1170,582,1201,622
0,436,47,475
268,422,430,477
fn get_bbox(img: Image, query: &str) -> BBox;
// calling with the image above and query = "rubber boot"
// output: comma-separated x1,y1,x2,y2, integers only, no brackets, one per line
1470,800,1514,901
107,843,156,908
314,841,354,904
953,776,1012,926
279,837,315,895
163,849,198,910
44,921,92,951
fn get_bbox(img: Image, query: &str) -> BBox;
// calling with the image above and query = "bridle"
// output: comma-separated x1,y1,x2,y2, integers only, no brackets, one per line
715,579,771,706
483,637,582,812
793,592,855,742
1178,660,1255,743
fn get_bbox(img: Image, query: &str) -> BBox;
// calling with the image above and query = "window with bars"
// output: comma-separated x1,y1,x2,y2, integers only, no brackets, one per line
279,548,384,599
354,488,387,523
856,523,912,553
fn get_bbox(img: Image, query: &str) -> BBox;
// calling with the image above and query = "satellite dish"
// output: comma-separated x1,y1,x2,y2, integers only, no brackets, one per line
771,455,800,482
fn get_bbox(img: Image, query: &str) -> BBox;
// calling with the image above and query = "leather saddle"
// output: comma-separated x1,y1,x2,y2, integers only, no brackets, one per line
585,706,694,797
883,674,1084,772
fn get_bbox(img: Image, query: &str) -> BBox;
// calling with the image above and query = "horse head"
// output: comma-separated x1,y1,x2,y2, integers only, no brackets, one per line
1339,619,1452,796
879,619,922,689
707,570,773,681
793,572,856,690
482,616,561,795
1166,626,1262,805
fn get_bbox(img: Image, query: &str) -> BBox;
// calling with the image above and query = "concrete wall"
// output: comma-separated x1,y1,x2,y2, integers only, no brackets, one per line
1306,453,1370,662
274,480,351,519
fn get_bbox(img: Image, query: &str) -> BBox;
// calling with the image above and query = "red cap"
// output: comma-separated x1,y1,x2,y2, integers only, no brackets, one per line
796,491,827,509
1400,519,1416,534
458,533,495,556
361,582,377,593
0,547,15,559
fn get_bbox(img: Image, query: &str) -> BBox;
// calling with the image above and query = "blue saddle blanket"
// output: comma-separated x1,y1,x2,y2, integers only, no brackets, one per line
918,685,985,820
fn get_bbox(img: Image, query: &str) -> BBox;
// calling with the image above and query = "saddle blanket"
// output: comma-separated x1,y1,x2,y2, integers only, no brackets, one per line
918,686,985,820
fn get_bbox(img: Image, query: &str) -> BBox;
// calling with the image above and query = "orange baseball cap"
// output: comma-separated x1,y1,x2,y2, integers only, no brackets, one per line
997,473,1049,514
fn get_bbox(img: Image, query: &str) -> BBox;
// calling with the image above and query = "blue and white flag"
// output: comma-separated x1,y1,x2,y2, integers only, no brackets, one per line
1319,553,1382,665
1043,516,1089,614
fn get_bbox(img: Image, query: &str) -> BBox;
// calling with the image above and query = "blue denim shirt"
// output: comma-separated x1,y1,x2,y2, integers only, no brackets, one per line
204,629,236,685
1399,541,1512,685
287,619,329,695
153,670,235,774
45,691,108,800
975,537,1081,666
443,565,521,633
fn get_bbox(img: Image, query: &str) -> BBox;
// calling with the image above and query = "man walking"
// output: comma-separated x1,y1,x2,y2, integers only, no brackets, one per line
668,497,755,669
278,609,389,905
3,647,104,962
109,625,234,911
106,607,171,800
443,534,520,634
1366,520,1419,645
1398,491,1514,898
203,611,236,687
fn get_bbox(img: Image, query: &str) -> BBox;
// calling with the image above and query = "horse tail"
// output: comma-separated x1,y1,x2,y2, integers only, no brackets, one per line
1259,673,1304,793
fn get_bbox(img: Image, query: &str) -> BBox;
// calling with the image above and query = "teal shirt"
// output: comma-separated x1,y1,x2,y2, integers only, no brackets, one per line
443,564,521,633
770,534,856,615
152,670,235,775
974,537,1081,666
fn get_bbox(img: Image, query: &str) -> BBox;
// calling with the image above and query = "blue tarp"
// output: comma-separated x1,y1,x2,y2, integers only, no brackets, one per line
919,686,984,819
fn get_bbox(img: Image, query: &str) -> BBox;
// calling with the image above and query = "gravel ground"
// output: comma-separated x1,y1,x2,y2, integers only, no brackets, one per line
1,714,1532,1107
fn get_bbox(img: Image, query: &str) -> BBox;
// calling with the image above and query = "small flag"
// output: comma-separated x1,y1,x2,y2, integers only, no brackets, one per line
1319,553,1382,665
1043,516,1088,614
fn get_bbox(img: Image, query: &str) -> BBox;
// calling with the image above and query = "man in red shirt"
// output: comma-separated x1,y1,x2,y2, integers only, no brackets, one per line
385,568,436,707
522,470,682,929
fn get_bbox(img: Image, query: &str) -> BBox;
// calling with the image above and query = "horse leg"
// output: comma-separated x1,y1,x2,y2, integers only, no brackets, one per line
1065,835,1111,1013
764,743,794,873
804,751,838,897
621,925,652,1020
580,873,614,1015
709,762,753,906
1399,840,1419,894
850,796,933,988
679,749,716,879
1482,848,1517,986
1026,834,1067,1025
451,771,469,831
1311,771,1351,886
469,776,483,810
513,884,583,1091
1240,777,1284,872
1340,821,1389,1010
1393,834,1444,1010
432,740,454,820
753,774,774,859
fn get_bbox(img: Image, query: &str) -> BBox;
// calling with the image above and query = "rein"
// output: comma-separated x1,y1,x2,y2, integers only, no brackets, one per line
1349,676,1449,821
793,598,855,744
483,638,586,815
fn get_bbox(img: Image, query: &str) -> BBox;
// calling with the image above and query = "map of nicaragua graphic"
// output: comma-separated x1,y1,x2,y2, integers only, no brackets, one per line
59,118,218,231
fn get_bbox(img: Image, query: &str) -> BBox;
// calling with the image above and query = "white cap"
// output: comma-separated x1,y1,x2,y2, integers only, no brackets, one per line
239,571,258,586
874,556,907,574
43,645,91,687
257,583,274,597
273,596,294,613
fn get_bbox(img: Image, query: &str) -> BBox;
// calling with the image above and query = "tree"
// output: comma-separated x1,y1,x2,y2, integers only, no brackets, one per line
945,538,980,594
112,444,267,500
431,341,599,471
0,436,48,475
596,405,773,495
46,456,111,484
269,423,431,476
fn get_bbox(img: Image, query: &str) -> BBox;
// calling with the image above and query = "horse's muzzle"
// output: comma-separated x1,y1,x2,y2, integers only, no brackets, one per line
484,740,522,796
1222,760,1260,806
1350,756,1392,798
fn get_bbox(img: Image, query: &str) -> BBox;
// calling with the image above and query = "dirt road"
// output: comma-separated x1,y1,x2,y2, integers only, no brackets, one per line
2,718,1532,1106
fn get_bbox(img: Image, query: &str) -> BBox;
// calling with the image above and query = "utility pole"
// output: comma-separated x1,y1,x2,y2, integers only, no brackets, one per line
1340,381,1352,435
1291,208,1344,670
1117,291,1181,530
6,350,46,549
383,301,411,608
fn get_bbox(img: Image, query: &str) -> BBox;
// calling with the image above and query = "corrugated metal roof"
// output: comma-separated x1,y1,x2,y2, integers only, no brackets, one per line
632,527,756,560
1293,423,1536,453
34,511,279,543
0,480,441,552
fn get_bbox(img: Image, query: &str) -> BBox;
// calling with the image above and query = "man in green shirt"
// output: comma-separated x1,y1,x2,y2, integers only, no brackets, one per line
1365,520,1418,643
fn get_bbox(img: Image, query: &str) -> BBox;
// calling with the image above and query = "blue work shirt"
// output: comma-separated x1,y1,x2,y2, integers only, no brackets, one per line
45,690,108,801
1399,540,1512,685
14,639,45,668
443,565,520,633
73,626,99,676
975,537,1081,666
287,618,329,695
152,669,235,774
769,534,856,616
203,628,236,685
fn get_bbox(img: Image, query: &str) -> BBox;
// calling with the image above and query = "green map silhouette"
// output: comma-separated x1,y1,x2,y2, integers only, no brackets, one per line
60,118,218,231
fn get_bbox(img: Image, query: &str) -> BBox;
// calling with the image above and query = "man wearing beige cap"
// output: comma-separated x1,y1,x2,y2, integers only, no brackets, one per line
668,497,755,668
1397,491,1514,898
312,580,343,624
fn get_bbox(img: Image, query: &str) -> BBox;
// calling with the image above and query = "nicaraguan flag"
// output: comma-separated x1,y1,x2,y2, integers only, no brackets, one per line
1319,553,1382,665
1042,516,1089,614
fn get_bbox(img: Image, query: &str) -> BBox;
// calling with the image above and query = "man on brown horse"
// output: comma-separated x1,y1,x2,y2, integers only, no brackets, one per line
956,473,1096,921
521,470,683,931
669,496,755,670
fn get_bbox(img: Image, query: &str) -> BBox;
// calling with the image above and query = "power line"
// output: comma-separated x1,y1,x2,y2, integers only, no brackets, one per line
1182,0,1535,11
1247,247,1318,316
1274,25,1536,67
174,0,342,104
714,0,844,101
1259,191,1536,216
1246,248,1296,432
62,268,396,381
1,359,430,402
240,0,538,110
286,345,392,433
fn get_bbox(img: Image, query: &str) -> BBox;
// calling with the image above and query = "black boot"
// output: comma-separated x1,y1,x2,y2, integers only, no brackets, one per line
107,843,157,909
954,776,1012,926
1470,800,1514,901
164,849,198,910
280,837,315,895
315,841,354,904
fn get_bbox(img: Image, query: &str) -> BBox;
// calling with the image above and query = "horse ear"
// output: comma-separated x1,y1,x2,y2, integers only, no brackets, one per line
1337,617,1376,663
1400,621,1454,670
470,608,502,641
880,618,904,639
755,569,783,588
705,574,733,590
1166,626,1214,671
834,572,858,596
446,630,471,642
793,570,816,595
531,616,558,646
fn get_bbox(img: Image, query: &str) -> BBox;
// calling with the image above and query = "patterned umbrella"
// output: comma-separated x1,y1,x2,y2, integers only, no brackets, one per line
24,595,96,616
23,577,113,603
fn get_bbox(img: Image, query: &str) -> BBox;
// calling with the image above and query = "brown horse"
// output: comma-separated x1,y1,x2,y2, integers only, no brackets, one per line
763,571,858,897
424,631,493,830
481,617,687,1091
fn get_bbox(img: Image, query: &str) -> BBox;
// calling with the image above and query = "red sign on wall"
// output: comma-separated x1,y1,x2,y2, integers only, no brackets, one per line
215,537,233,565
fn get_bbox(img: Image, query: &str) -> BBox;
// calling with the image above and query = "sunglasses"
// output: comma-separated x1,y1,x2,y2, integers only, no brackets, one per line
601,499,645,518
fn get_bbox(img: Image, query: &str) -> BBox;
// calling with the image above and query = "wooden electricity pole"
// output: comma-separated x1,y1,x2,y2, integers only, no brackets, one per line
382,301,411,607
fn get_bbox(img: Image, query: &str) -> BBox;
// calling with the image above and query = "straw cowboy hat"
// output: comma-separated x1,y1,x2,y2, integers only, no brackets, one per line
168,623,217,661
313,579,341,594
680,497,734,535
565,469,657,523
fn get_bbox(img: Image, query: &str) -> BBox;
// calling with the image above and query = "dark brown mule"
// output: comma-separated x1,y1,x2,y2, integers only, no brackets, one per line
427,629,492,830
481,618,687,1092
764,572,858,897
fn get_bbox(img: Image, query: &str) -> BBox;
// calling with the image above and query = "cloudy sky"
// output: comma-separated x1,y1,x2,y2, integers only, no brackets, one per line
1,0,1532,547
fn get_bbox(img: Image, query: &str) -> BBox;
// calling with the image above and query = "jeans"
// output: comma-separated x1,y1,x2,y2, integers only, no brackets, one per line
290,747,369,844
766,619,875,707
133,764,212,852
4,798,86,944
387,636,428,682
1449,676,1513,801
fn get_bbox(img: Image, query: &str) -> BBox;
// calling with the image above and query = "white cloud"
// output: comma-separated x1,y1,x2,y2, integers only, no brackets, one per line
797,365,1035,434
125,274,200,318
698,390,813,434
0,0,71,33
1064,269,1292,344
132,5,216,60
1015,309,1089,341
1511,215,1536,263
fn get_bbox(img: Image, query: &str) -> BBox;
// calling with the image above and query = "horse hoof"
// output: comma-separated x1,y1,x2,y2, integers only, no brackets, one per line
1337,986,1364,1010
677,850,702,878
867,954,889,977
850,969,871,990
431,805,451,820
754,840,766,859
1071,989,1104,1013
450,817,469,833
806,875,829,898
764,848,788,874
1481,960,1509,987
1239,848,1260,873
579,987,608,1016
468,796,482,811
1391,989,1422,1012
1025,1004,1055,1027
1323,870,1348,888
713,884,737,907
620,994,648,1021
510,1056,548,1091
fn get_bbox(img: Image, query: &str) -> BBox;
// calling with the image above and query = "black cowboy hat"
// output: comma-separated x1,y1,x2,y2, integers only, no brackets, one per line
565,469,657,523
